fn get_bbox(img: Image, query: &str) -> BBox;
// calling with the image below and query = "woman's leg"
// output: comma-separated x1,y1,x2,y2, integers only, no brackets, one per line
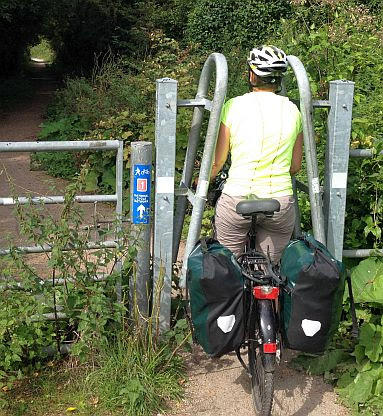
255,196,296,263
214,193,252,257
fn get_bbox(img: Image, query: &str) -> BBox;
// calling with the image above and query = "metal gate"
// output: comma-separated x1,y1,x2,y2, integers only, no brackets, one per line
0,140,124,303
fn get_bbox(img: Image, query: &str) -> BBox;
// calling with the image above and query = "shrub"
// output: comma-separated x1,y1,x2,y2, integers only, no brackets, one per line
186,0,291,52
38,34,203,210
267,2,383,241
0,169,189,413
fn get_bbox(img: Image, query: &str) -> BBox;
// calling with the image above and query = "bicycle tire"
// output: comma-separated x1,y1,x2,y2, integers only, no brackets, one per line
248,304,275,415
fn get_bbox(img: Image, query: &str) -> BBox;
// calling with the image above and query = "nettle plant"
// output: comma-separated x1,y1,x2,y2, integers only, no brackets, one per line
0,166,136,381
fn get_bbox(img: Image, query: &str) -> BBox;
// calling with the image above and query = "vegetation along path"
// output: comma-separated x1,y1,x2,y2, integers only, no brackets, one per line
0,62,349,415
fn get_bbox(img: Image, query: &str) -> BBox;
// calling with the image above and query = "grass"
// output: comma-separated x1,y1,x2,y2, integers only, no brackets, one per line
1,332,186,416
0,359,92,416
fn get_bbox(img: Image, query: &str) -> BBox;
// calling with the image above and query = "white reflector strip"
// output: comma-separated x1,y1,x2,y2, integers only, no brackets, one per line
301,319,321,336
217,315,235,333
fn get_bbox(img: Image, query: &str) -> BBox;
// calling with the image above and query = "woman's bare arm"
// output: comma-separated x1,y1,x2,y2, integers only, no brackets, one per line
210,122,230,180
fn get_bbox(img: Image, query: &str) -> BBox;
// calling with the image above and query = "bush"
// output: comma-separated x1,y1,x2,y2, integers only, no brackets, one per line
292,256,383,415
186,0,291,52
266,1,383,242
38,34,203,210
0,170,189,413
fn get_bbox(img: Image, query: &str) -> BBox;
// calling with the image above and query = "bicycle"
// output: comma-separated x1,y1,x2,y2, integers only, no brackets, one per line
233,197,283,416
208,172,284,414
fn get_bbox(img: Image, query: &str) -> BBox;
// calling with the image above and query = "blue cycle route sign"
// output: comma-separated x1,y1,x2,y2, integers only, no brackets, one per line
132,164,151,224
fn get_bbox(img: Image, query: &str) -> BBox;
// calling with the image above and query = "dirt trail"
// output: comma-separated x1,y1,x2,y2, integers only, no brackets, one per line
0,63,350,416
0,63,64,246
0,62,111,275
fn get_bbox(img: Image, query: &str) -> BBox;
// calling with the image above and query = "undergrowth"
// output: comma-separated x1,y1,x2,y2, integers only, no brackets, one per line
0,166,190,415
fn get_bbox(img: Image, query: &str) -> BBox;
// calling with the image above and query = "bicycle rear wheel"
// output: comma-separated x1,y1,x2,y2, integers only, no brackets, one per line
248,305,275,415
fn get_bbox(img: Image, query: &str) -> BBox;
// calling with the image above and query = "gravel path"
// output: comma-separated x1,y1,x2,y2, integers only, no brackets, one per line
0,62,350,416
169,347,349,416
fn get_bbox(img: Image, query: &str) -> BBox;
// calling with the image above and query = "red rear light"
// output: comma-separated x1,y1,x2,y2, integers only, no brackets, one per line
263,343,277,353
253,286,279,300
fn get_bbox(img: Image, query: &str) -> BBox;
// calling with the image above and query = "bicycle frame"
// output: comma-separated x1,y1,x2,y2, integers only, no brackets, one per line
239,214,282,359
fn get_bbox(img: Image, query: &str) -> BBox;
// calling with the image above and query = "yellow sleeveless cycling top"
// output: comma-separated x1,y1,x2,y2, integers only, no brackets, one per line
220,91,302,198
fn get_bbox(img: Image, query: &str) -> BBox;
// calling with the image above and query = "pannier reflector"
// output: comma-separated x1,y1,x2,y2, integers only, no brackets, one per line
263,343,277,353
217,315,236,333
301,319,321,336
253,286,279,299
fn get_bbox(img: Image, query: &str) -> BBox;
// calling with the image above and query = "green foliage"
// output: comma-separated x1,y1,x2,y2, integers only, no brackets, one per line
1,165,190,412
293,256,383,414
35,116,88,179
186,0,291,52
0,0,51,75
267,2,383,239
38,34,201,210
84,332,185,415
0,170,131,383
351,257,383,304
346,153,383,249
44,0,137,74
0,259,56,376
29,38,55,63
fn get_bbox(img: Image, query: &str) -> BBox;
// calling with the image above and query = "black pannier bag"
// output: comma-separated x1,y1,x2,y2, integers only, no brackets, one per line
187,238,245,357
280,234,346,354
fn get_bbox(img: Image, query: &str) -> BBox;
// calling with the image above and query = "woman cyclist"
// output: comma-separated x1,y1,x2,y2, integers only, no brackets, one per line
212,45,303,263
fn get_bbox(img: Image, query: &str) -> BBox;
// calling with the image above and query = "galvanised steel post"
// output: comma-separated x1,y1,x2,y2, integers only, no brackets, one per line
130,141,152,319
287,55,326,245
324,81,354,260
115,140,124,302
153,78,178,332
179,53,228,287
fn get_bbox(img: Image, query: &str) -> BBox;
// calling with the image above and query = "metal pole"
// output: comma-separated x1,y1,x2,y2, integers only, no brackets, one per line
291,177,302,238
324,81,354,261
153,78,178,332
287,55,326,245
0,195,117,206
172,104,205,262
180,53,228,287
130,142,152,319
0,140,120,152
179,53,228,287
343,249,383,258
350,149,382,158
115,140,124,302
0,240,118,256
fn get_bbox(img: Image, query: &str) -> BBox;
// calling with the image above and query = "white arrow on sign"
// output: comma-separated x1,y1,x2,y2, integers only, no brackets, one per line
137,204,146,218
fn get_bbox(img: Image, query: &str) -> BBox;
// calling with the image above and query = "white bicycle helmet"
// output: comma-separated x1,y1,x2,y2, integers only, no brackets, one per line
248,45,288,78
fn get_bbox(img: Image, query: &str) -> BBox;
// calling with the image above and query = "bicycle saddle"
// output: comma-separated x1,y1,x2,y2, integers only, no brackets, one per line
236,198,281,216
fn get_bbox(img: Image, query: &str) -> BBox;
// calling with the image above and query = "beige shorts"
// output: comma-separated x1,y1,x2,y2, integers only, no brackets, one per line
214,193,296,263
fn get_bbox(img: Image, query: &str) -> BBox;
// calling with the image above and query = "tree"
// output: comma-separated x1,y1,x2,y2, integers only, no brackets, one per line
0,0,50,75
